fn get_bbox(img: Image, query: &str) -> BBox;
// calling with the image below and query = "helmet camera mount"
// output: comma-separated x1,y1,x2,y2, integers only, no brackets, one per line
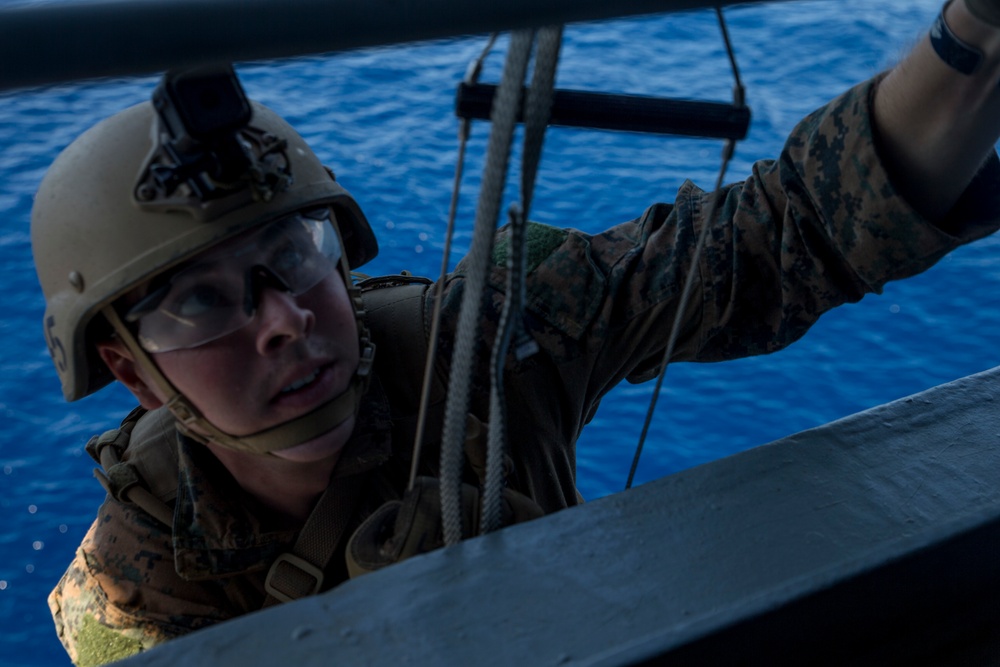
135,64,292,212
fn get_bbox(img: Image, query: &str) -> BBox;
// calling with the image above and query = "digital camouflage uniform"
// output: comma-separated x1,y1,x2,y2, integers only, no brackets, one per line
49,77,1000,666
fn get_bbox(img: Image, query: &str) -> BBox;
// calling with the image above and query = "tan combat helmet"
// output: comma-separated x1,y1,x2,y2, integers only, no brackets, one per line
32,65,378,455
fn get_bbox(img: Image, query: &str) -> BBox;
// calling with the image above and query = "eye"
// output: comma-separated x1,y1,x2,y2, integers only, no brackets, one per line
167,283,235,320
270,240,307,275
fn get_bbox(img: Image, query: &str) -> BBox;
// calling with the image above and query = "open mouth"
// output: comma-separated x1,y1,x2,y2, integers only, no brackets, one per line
279,367,322,395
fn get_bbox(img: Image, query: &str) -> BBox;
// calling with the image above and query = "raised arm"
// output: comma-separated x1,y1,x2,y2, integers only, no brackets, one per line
875,0,1000,221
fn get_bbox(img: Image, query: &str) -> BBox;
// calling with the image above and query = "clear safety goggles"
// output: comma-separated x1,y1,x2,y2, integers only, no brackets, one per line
125,208,343,352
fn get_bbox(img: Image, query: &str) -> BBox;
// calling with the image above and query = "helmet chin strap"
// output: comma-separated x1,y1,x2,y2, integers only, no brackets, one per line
101,280,375,456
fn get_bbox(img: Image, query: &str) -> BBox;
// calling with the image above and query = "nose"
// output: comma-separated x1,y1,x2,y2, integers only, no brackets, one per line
253,286,315,355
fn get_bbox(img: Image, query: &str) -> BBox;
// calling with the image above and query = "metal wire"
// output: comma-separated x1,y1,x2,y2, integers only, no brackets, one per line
409,34,499,492
625,7,745,490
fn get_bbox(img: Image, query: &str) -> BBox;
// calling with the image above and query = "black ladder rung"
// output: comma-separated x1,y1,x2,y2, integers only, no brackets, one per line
455,82,750,140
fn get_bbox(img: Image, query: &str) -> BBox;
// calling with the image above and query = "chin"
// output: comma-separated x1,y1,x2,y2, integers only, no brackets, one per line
271,415,356,464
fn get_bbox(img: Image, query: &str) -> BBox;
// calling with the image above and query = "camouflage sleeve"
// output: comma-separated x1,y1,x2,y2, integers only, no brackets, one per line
484,75,1000,401
48,518,175,666
48,499,233,667
681,74,1000,364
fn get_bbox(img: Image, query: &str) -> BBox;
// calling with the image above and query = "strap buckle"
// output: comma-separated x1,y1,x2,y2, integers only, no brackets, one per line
264,553,325,603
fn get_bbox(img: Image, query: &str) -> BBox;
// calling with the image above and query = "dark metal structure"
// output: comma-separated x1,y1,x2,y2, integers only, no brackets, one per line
116,368,1000,666
0,0,787,91
454,83,751,139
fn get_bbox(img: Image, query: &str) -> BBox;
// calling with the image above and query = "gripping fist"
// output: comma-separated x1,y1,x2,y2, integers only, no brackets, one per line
966,0,1000,27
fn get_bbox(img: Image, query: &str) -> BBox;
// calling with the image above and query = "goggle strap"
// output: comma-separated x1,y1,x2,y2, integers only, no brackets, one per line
203,339,375,455
103,305,232,450
103,305,187,410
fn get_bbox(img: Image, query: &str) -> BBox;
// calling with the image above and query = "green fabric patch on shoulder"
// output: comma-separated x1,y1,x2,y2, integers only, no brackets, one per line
74,614,143,667
492,223,568,273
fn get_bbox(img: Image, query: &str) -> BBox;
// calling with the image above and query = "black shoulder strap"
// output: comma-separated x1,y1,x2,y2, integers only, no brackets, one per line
359,274,445,409
360,275,447,459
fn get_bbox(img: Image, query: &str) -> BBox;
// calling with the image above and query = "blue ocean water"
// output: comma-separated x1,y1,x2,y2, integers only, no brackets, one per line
3,0,996,664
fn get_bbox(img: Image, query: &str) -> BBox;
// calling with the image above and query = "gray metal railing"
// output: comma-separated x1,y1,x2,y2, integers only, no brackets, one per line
0,0,787,90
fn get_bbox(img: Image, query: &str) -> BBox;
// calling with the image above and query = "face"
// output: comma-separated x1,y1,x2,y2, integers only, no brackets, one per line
119,215,362,464
151,271,360,462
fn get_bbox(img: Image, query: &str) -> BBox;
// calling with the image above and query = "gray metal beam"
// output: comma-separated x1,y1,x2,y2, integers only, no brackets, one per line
0,0,784,91
118,366,1000,666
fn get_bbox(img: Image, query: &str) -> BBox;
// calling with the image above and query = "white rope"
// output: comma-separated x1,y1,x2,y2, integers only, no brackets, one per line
482,25,563,534
409,34,499,492
440,30,535,546
520,26,563,215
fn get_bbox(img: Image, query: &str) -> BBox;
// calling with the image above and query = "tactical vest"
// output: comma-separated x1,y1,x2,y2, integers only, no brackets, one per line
86,275,437,526
85,274,544,602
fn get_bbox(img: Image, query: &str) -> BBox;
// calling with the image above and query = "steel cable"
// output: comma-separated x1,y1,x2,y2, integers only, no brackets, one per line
625,7,746,490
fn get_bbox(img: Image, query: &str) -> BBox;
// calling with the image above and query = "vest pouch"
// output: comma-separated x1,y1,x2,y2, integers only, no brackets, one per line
345,476,544,579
